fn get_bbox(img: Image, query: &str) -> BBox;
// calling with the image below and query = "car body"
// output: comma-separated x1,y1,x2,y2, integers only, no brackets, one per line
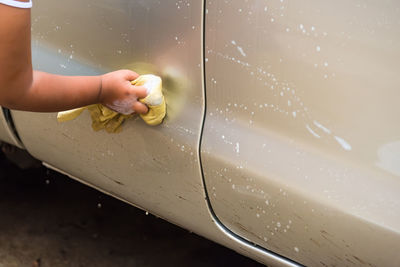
1,0,399,266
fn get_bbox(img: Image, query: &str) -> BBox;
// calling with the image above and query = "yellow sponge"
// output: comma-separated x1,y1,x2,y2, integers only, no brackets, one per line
131,74,166,126
57,74,166,132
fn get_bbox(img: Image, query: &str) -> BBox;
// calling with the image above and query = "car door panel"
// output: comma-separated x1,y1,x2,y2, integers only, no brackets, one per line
13,0,212,249
201,1,400,266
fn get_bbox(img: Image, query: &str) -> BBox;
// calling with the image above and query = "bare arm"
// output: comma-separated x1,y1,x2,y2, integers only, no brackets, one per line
0,4,148,114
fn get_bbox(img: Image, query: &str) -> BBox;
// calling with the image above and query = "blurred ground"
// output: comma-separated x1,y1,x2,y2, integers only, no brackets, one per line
0,152,263,267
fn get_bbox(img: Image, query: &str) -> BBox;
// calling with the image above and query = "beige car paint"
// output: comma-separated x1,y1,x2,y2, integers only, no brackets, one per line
1,0,398,266
6,0,296,266
201,0,400,266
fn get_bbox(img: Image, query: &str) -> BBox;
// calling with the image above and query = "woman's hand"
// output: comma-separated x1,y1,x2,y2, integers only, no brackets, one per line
99,70,149,115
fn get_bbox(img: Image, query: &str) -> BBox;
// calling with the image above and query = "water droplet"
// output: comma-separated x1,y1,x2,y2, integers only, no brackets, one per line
235,142,240,154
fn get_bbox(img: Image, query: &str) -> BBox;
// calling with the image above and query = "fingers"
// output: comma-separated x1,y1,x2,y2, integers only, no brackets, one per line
123,70,139,81
132,101,148,114
132,85,148,99
101,70,149,115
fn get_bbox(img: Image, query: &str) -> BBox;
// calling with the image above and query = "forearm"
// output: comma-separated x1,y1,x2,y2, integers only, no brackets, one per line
30,71,101,112
1,70,102,112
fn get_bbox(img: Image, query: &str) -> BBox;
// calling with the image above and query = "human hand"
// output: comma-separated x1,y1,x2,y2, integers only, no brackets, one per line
99,70,148,115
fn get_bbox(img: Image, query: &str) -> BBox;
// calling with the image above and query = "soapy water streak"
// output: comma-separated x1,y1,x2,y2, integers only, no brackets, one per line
231,40,247,57
209,49,352,151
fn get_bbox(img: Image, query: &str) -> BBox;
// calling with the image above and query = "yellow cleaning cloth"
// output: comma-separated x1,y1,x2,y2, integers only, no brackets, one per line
57,74,166,133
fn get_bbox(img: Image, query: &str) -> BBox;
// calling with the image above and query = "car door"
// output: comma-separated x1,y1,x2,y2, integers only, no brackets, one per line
11,0,218,244
201,0,400,266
